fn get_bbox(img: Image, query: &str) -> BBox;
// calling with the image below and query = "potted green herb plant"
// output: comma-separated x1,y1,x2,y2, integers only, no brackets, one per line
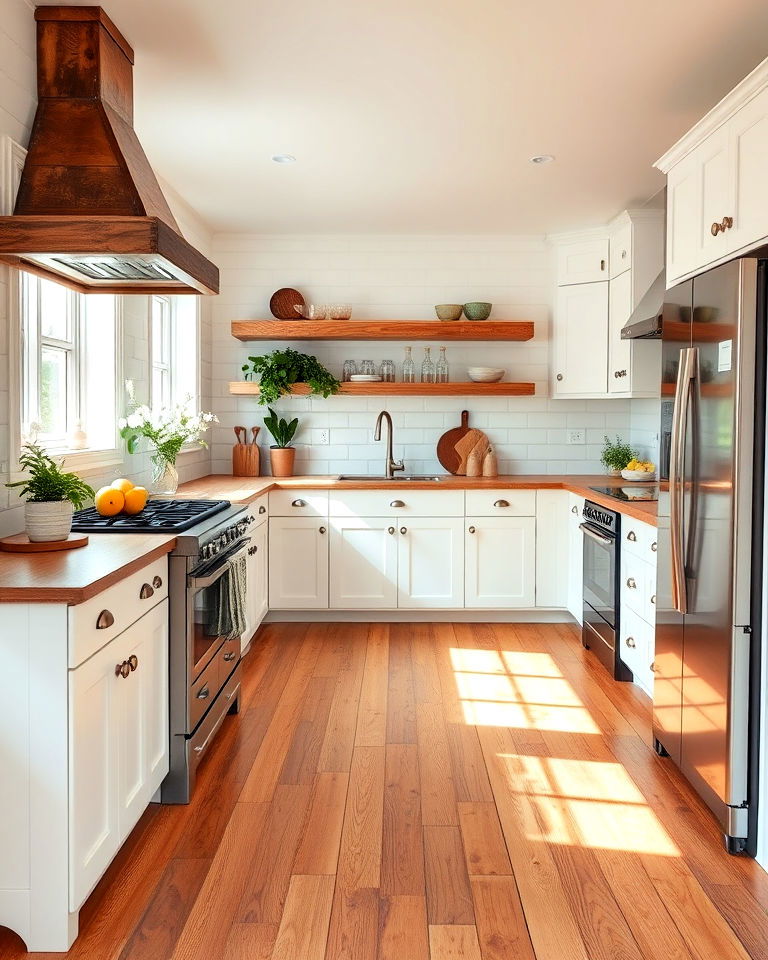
263,407,299,477
6,443,94,542
600,435,637,477
242,348,340,404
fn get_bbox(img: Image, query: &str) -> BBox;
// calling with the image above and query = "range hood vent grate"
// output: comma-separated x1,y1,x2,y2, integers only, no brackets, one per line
53,257,177,282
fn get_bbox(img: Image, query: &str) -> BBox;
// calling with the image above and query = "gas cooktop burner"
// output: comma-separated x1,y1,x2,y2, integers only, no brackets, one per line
589,485,659,503
72,499,230,533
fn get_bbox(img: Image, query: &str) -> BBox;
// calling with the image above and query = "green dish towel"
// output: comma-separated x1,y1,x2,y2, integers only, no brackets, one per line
211,554,248,640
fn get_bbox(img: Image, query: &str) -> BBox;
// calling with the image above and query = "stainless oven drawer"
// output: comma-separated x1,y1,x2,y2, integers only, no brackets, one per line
190,646,222,730
217,636,240,688
188,664,241,779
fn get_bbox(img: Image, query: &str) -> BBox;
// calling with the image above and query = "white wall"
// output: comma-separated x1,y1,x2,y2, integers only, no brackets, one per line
209,234,638,476
0,0,213,537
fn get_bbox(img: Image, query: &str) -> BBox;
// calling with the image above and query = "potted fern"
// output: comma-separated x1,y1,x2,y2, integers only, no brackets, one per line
264,408,299,477
6,443,94,542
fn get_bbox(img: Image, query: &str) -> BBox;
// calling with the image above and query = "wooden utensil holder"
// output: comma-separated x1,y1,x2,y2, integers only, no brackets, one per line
233,444,260,477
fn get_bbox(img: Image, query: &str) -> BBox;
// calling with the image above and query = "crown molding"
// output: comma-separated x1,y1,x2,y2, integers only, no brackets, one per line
655,56,768,172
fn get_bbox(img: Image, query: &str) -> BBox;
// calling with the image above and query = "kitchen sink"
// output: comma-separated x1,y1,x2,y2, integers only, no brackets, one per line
338,474,445,482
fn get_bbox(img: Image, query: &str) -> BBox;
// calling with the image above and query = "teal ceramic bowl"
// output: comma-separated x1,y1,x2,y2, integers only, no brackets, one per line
434,303,463,321
463,301,492,321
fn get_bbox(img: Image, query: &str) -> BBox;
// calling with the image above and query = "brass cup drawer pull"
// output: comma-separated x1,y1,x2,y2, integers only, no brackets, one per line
152,575,163,589
626,531,637,542
493,499,509,508
390,499,405,508
625,636,636,649
115,661,130,679
139,583,154,599
96,609,114,630
292,499,307,507
259,504,267,514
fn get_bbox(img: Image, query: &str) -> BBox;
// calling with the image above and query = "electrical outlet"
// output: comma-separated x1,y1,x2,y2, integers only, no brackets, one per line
568,429,585,445
317,429,330,446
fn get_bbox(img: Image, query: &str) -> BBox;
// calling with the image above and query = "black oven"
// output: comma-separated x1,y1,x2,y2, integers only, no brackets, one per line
580,501,631,681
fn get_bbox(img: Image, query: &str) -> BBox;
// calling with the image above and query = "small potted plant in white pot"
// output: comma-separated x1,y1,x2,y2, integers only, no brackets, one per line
6,443,94,542
600,435,637,477
264,408,299,477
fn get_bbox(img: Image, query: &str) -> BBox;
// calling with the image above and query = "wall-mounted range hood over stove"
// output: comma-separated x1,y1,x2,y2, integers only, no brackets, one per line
0,6,219,295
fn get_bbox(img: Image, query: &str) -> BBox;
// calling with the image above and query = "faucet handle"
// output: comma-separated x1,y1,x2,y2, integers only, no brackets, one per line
391,459,405,473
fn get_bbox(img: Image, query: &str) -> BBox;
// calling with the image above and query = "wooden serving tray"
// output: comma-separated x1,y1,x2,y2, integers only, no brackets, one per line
0,532,89,553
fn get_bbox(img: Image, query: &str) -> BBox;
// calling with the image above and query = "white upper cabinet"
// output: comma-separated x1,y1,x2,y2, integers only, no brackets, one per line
552,281,609,397
556,237,609,285
657,59,768,285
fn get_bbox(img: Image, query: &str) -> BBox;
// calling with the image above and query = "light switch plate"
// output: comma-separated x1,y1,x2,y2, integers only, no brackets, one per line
567,429,585,445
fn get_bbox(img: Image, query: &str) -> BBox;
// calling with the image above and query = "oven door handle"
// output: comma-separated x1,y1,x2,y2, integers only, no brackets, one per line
188,540,250,590
579,522,613,545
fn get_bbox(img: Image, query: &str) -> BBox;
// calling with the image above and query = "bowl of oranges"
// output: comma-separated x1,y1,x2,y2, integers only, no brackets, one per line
94,478,149,516
621,459,656,481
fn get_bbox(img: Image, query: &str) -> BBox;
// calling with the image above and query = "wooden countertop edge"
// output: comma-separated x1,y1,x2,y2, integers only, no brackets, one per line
0,539,176,604
177,475,659,526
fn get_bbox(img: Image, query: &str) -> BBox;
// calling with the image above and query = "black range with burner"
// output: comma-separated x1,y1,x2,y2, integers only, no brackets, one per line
589,484,659,504
580,500,632,682
73,498,257,802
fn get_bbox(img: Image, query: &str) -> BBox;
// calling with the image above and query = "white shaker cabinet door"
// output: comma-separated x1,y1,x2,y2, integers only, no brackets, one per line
330,516,398,609
729,84,768,257
552,282,609,396
397,517,464,608
269,516,329,609
567,495,585,624
253,520,269,628
465,516,536,608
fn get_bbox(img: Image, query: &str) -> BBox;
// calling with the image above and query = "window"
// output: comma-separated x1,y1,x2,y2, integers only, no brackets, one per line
150,295,199,412
20,272,118,453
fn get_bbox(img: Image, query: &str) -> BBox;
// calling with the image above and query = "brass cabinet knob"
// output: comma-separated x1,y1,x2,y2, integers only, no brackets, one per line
711,216,734,236
128,654,138,672
139,583,154,599
468,526,476,534
259,505,267,514
723,216,733,229
292,499,306,507
400,526,407,535
390,500,405,508
319,526,326,534
651,541,657,552
96,609,114,629
556,373,564,382
493,499,509,508
387,526,396,535
626,636,636,649
152,575,163,589
626,531,637,542
626,577,637,589
115,661,130,679
712,221,722,236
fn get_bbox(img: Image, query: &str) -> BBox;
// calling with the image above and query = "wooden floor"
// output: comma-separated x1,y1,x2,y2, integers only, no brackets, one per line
3,621,768,959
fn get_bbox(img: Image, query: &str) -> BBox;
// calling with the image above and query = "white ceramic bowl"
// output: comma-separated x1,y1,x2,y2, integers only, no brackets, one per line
467,367,505,383
621,469,657,481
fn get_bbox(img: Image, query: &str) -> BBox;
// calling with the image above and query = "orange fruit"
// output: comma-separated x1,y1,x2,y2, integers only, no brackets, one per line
123,486,148,515
110,478,134,494
95,486,125,516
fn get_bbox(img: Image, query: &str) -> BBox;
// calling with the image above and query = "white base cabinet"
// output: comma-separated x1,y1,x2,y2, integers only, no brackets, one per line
0,557,170,952
567,495,585,624
244,503,269,642
619,517,658,694
466,516,535,608
398,517,465,608
269,516,329,609
330,517,398,608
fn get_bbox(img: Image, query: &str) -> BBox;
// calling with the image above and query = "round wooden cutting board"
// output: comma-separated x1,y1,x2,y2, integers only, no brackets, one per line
270,288,305,320
437,410,490,475
0,532,89,552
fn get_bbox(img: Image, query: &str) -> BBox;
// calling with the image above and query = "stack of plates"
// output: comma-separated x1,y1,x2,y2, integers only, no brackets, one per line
350,374,383,382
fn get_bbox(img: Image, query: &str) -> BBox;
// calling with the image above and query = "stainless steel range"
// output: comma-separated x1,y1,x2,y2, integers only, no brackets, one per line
73,498,256,802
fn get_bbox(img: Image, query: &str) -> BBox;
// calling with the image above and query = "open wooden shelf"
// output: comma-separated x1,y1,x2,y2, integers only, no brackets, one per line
661,381,732,397
229,381,536,397
231,320,534,342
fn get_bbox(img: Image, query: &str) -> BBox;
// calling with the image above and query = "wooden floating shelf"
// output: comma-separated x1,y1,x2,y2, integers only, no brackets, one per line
231,320,534,342
661,381,732,397
229,381,536,397
663,321,736,343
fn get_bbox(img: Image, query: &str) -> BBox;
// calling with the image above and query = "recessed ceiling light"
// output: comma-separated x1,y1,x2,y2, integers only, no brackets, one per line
529,154,555,164
272,154,296,164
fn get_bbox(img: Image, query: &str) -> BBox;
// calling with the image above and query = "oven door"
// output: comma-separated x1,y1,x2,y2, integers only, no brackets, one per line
580,521,616,625
187,540,248,681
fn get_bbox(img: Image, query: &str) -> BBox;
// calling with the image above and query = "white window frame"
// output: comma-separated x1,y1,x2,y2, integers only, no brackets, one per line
10,274,124,477
150,296,201,450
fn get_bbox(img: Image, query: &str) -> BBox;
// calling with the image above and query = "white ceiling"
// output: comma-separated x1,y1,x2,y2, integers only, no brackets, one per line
37,0,768,234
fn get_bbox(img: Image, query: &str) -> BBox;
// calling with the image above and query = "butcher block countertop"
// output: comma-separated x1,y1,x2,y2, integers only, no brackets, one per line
0,533,176,604
177,474,659,525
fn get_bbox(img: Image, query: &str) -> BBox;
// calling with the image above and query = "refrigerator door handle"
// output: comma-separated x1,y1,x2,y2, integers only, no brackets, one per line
670,347,698,614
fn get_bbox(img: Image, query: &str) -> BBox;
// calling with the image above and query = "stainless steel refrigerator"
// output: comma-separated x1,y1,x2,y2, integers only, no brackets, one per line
655,257,765,854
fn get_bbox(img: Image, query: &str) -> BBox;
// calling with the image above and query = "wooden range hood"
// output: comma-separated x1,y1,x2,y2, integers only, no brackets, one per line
0,6,219,295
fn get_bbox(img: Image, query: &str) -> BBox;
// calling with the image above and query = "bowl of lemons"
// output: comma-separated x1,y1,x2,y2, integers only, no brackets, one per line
621,459,656,481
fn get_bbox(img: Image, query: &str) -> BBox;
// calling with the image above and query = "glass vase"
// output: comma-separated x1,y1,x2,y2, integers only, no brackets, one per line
150,456,179,496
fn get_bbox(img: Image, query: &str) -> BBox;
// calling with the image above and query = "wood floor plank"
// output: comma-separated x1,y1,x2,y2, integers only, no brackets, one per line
417,701,459,826
424,825,475,925
446,723,494,803
411,623,442,703
293,772,349,875
271,874,335,960
386,624,417,743
318,660,367,773
240,627,325,802
432,622,466,725
324,886,379,960
278,676,336,786
381,743,424,896
336,746,385,892
236,784,312,924
223,923,278,960
171,802,270,960
470,876,536,960
356,624,390,747
457,802,511,877
428,925,483,960
377,895,429,960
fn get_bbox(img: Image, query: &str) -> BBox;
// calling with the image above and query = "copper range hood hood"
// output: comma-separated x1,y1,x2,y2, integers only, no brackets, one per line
0,6,218,295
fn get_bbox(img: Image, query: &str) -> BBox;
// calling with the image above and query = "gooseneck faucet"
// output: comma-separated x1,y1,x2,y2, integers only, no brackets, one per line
374,410,404,479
